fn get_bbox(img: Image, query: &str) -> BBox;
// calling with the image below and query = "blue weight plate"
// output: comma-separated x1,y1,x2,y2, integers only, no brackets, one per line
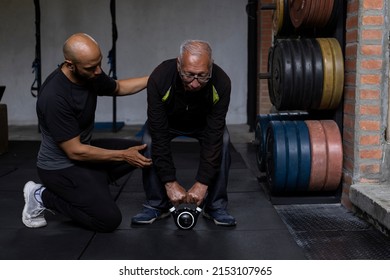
283,121,299,192
266,121,287,194
295,121,311,191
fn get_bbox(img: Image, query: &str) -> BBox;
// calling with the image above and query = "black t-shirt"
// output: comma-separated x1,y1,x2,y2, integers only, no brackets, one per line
36,67,116,170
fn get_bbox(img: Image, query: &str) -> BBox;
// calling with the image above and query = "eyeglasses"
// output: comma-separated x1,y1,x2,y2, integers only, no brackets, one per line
179,69,212,84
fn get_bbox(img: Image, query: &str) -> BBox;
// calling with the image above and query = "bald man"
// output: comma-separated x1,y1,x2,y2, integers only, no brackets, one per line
22,33,151,232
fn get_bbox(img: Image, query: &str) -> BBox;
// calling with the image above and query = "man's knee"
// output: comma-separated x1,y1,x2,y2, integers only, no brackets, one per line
93,207,122,233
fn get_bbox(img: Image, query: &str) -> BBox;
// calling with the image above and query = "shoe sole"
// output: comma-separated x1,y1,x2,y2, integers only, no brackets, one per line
131,211,171,225
202,212,237,226
22,181,47,228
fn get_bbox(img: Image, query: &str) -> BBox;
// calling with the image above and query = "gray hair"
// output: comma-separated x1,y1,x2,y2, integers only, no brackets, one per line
178,40,213,67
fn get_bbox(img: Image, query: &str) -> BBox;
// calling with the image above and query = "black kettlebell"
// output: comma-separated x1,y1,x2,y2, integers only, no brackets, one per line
169,204,202,230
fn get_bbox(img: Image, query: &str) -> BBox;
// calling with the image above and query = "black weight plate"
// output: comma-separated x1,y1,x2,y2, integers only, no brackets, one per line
290,39,304,110
270,42,283,109
300,39,315,110
255,114,271,172
266,121,287,194
307,39,324,109
267,46,275,106
279,40,294,110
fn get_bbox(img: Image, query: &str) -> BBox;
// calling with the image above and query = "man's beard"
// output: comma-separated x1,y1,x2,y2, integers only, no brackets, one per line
73,67,96,83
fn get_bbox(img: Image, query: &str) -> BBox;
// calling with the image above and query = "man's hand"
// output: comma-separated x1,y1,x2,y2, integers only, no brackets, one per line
165,181,187,206
187,182,208,206
122,144,152,168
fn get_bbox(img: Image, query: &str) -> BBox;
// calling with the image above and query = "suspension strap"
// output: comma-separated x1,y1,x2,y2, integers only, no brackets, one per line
107,0,118,80
31,0,41,98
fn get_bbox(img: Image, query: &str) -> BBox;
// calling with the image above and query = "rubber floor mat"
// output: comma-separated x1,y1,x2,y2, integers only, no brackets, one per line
275,204,390,259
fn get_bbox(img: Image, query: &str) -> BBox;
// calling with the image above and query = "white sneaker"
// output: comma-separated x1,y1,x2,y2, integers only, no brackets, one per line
22,181,47,228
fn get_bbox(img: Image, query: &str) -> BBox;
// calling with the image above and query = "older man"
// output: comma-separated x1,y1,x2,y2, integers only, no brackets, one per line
22,33,151,232
132,40,236,226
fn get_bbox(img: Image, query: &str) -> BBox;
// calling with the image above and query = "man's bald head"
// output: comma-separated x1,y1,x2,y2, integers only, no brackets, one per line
63,33,101,64
61,33,103,83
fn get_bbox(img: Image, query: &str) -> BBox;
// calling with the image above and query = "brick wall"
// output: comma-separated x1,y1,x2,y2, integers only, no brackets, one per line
257,0,273,114
343,0,389,208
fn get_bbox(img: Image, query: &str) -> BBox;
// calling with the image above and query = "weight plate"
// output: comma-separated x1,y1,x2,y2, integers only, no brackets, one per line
290,40,304,110
316,38,334,110
280,0,295,36
273,0,284,35
284,121,300,192
267,47,275,105
300,39,315,110
266,121,287,193
271,40,293,110
305,0,318,27
307,39,324,109
295,120,311,191
256,115,271,172
271,42,283,109
323,0,341,31
319,0,335,27
280,41,295,110
305,120,327,191
289,0,311,28
321,120,343,191
328,38,344,109
313,0,326,27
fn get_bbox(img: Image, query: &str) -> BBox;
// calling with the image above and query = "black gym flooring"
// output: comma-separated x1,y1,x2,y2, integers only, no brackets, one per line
1,138,390,260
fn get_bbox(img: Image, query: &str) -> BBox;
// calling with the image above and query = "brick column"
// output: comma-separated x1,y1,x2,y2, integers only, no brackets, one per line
343,0,389,208
257,0,273,114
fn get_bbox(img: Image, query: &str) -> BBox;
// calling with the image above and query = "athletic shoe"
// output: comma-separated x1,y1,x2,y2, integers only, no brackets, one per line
22,181,47,228
131,205,170,224
203,208,236,226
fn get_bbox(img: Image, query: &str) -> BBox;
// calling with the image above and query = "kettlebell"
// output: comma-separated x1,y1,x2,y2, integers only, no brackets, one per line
169,204,202,230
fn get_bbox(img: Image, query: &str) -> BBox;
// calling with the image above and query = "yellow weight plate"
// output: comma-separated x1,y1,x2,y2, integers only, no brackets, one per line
316,38,334,110
273,0,284,35
328,38,344,110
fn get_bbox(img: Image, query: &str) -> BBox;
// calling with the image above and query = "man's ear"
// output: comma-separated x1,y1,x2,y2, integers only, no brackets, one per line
65,60,74,71
176,58,181,72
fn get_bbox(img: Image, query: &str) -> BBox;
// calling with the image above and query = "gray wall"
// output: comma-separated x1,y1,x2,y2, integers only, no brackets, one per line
0,0,248,125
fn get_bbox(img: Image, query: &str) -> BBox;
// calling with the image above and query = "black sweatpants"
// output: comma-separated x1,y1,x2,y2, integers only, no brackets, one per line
38,138,139,232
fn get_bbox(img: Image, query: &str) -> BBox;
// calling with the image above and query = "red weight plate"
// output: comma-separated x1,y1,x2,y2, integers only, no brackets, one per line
305,0,322,28
319,0,335,27
305,120,327,191
289,0,311,28
321,120,343,191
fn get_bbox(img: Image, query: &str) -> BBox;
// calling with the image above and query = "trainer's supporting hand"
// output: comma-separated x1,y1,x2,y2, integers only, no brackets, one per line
123,144,152,168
